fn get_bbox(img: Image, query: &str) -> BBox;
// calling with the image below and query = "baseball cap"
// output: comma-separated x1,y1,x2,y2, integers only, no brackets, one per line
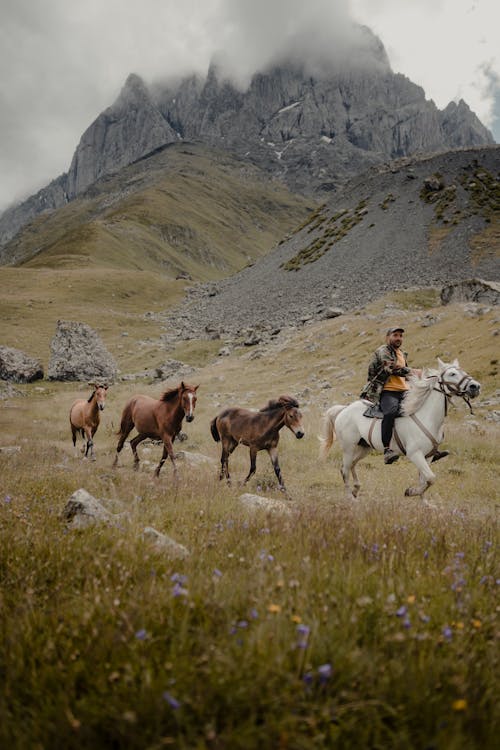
386,326,405,335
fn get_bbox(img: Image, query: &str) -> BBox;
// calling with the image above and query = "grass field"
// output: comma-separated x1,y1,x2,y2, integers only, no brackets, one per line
0,292,499,748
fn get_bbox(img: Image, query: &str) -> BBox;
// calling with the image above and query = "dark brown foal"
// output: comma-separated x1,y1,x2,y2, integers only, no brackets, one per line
210,395,304,491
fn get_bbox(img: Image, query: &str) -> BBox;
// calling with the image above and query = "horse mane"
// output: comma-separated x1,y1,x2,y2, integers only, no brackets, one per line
401,369,439,415
159,381,197,403
160,385,181,403
259,395,299,412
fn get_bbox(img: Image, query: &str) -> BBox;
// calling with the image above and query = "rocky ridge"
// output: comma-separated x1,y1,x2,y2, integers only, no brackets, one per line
153,146,500,348
0,23,494,251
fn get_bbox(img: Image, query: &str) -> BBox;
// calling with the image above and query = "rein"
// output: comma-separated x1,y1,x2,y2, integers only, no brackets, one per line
435,367,476,414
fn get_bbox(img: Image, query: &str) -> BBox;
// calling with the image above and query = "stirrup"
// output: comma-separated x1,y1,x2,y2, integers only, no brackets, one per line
431,450,449,463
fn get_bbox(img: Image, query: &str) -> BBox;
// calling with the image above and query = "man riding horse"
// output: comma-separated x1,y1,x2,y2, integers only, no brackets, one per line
360,326,448,465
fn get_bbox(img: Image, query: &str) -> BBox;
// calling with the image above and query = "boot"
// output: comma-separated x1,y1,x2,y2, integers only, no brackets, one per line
384,448,399,465
431,450,449,463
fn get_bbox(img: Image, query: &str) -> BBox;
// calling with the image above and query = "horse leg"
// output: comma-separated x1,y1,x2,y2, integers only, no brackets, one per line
155,435,176,478
78,429,86,454
83,427,94,459
350,445,370,498
340,447,359,501
220,439,237,483
243,447,258,485
113,408,135,467
404,451,436,499
130,433,147,471
268,446,286,491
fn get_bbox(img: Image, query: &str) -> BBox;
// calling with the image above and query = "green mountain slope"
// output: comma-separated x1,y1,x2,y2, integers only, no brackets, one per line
1,143,315,278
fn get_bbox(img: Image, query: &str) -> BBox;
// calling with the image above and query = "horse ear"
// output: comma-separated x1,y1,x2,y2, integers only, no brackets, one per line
452,358,459,367
180,381,185,389
195,384,200,391
436,358,445,370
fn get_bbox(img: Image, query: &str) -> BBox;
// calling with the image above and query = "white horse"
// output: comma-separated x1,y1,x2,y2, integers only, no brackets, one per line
320,359,480,501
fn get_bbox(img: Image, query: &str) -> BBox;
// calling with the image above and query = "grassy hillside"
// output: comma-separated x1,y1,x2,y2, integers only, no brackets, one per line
1,143,314,276
0,142,315,371
1,291,498,748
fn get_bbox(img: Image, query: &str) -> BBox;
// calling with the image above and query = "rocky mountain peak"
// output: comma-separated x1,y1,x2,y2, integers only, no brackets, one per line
0,32,495,252
115,73,152,109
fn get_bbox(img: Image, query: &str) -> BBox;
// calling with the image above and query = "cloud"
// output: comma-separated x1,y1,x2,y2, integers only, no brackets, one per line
480,62,500,139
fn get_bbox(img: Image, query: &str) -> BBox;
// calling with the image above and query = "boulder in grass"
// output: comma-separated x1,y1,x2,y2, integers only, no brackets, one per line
0,345,44,382
440,278,500,306
143,527,190,558
239,492,294,516
62,488,128,529
48,320,117,382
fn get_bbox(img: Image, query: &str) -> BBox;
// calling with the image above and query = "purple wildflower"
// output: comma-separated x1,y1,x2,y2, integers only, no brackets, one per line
4,495,12,503
237,620,248,629
442,626,453,641
259,550,274,561
403,618,411,629
213,568,222,578
162,692,181,709
171,572,188,585
250,608,259,619
396,606,407,617
171,582,188,597
135,629,147,640
318,663,333,683
296,624,310,649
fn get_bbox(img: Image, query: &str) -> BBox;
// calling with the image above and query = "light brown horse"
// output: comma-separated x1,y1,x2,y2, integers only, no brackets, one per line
210,395,304,491
70,383,109,459
113,382,199,477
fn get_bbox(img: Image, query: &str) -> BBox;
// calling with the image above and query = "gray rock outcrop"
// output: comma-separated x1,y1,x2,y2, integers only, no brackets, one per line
143,527,190,558
0,345,44,382
62,488,128,529
66,74,179,198
48,320,117,381
441,278,500,305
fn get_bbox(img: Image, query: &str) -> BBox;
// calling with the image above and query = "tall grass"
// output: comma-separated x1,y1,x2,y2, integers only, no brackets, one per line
1,297,499,748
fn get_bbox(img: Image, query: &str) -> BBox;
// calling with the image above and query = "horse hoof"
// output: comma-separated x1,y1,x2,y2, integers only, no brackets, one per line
405,488,419,497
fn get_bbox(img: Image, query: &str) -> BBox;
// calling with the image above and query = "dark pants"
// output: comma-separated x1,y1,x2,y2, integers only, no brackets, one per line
380,390,406,448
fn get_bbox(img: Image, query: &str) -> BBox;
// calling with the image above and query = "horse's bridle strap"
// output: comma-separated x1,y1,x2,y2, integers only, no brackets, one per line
410,414,440,456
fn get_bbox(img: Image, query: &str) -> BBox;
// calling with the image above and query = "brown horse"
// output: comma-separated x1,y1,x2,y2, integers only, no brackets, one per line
113,382,199,477
70,383,109,459
210,395,304,491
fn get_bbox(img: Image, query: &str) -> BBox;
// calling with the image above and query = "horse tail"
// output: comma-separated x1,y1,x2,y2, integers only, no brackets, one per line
318,405,346,458
116,399,135,437
210,417,220,443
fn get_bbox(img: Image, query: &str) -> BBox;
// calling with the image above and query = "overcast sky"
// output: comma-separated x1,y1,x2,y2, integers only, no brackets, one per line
1,0,498,214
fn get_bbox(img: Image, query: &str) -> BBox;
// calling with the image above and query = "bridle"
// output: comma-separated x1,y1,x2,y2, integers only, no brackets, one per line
434,366,477,414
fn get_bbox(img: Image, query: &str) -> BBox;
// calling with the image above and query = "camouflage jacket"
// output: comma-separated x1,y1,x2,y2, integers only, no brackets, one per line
360,344,410,403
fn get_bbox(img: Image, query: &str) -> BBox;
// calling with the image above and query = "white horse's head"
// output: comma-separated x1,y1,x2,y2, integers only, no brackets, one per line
437,358,481,399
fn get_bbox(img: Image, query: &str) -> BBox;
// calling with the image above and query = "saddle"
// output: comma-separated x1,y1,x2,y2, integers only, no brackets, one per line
362,402,384,419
